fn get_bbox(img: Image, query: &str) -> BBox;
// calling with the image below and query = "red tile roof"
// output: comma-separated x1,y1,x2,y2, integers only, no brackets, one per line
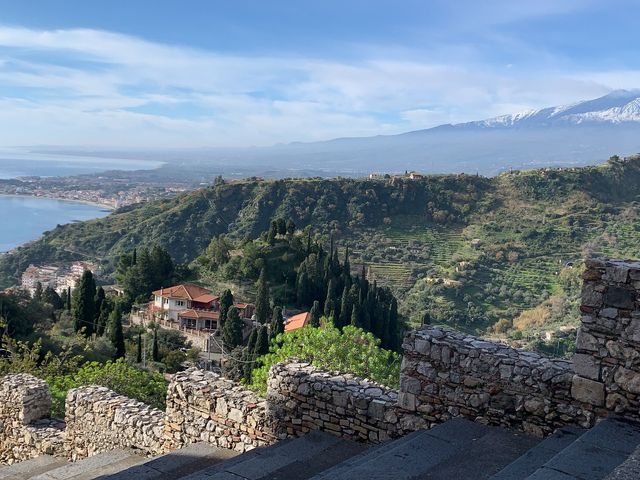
192,293,219,304
178,309,220,320
285,312,310,332
152,284,212,301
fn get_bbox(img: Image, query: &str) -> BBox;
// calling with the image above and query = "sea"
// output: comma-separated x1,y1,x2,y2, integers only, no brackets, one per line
0,150,161,252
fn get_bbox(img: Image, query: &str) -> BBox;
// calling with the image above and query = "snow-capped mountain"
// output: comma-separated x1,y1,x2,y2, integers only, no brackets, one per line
465,90,640,129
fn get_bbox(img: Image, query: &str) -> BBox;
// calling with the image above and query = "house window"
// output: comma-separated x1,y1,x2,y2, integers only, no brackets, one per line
163,298,169,305
176,300,185,306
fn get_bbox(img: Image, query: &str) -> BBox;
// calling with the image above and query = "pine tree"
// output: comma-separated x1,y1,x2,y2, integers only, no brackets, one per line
309,300,321,328
152,328,159,362
136,331,142,363
270,306,284,339
72,270,97,336
219,289,234,329
255,269,270,324
108,307,125,359
254,326,269,356
223,306,243,349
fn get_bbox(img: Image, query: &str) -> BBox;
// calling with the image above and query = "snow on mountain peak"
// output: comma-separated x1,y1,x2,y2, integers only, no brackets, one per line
465,90,640,129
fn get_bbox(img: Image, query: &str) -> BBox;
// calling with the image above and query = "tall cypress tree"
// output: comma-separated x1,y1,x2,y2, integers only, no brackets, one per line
309,300,321,328
246,327,258,353
152,327,159,362
136,331,142,363
223,306,243,349
66,287,72,312
94,286,106,326
72,270,97,336
254,326,269,356
270,306,284,339
323,279,335,317
108,307,125,359
255,268,270,324
219,289,234,329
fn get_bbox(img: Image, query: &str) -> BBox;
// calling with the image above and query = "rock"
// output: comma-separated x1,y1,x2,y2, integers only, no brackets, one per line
571,375,605,406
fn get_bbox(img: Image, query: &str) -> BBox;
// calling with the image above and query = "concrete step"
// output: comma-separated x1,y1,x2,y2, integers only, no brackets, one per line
525,417,640,480
490,427,585,480
0,456,67,480
98,443,239,480
180,430,367,480
31,450,144,480
416,424,539,479
311,417,525,480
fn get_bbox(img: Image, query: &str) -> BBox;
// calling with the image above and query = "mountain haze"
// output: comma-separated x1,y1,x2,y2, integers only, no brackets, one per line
45,91,640,178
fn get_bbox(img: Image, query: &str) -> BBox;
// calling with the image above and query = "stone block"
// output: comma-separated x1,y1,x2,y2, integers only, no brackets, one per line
582,284,604,308
571,375,605,406
604,286,635,310
573,353,601,381
576,328,599,352
397,392,416,412
613,366,640,394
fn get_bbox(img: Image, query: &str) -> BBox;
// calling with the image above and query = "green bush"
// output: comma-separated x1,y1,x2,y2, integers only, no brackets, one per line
250,322,401,395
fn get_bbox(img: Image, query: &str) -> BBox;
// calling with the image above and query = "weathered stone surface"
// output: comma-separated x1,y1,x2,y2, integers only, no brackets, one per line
573,353,601,381
571,375,605,406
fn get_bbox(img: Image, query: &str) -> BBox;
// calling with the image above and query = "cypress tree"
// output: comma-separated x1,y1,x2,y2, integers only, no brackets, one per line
96,300,111,336
350,303,361,328
286,219,295,236
108,307,125,359
309,300,321,328
94,286,106,325
255,269,270,324
254,326,269,356
246,327,258,353
386,297,399,351
34,282,43,301
338,286,350,328
270,306,284,339
223,306,243,349
323,279,335,317
66,287,72,312
296,270,310,307
267,220,278,244
132,247,137,265
343,245,351,276
136,331,142,363
72,270,97,336
152,327,159,362
219,289,234,329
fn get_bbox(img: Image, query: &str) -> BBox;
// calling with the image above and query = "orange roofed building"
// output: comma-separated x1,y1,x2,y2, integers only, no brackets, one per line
285,312,310,332
131,283,255,351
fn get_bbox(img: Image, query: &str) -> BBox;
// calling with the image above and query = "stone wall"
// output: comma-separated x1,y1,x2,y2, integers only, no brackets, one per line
267,362,426,443
0,374,65,464
574,258,640,418
164,369,279,452
401,327,594,436
64,386,165,461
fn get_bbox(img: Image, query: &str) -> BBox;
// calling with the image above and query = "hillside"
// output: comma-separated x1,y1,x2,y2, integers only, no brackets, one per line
3,156,640,340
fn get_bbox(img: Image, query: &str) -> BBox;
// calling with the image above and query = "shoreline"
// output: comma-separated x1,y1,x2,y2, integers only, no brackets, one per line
0,193,116,211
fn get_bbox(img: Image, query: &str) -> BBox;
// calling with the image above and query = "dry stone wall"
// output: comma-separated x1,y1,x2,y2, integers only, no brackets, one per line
574,258,640,418
267,362,426,443
164,369,279,452
401,327,594,436
64,386,165,461
0,374,64,464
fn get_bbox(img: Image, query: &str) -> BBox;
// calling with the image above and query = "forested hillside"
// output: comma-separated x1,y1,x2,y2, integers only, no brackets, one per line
3,155,640,342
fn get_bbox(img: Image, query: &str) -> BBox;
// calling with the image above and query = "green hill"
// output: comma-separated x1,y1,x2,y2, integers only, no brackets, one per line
3,156,640,339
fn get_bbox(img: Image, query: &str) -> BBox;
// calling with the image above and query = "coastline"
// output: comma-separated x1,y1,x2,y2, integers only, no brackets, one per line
0,193,116,211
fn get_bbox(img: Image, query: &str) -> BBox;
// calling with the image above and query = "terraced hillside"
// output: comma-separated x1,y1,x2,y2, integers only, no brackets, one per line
2,156,640,340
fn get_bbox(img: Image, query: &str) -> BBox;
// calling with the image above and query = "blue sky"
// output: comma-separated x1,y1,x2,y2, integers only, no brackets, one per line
0,0,638,147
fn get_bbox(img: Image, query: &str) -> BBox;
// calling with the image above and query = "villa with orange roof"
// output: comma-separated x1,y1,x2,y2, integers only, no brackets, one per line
132,283,255,352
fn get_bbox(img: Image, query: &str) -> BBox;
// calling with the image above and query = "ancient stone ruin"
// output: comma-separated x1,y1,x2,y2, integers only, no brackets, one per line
2,258,640,468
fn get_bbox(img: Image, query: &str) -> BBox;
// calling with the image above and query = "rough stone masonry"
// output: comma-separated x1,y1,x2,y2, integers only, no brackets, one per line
574,258,640,418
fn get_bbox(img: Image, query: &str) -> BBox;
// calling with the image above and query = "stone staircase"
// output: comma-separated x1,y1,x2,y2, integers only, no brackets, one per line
2,417,639,480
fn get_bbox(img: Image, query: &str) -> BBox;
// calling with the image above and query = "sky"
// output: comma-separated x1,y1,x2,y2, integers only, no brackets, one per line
0,0,639,148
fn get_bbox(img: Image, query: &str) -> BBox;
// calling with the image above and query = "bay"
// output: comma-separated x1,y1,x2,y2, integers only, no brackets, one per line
0,196,109,253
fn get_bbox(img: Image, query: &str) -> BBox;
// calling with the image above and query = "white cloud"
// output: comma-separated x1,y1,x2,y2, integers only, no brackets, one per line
0,26,634,147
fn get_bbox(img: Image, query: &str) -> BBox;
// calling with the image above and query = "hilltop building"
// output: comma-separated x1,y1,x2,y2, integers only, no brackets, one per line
20,261,97,296
131,283,255,351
